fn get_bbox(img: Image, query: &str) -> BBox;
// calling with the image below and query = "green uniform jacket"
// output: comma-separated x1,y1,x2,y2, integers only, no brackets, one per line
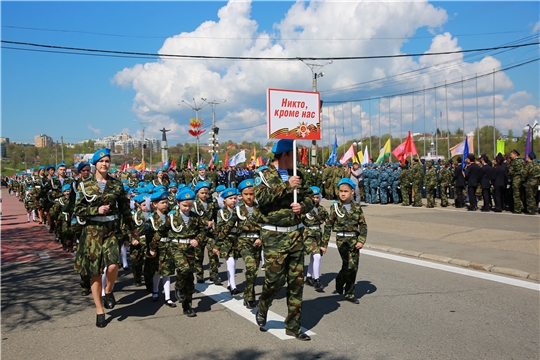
322,201,368,247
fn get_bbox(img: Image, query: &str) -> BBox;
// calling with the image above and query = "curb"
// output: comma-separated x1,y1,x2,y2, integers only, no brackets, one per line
365,243,539,283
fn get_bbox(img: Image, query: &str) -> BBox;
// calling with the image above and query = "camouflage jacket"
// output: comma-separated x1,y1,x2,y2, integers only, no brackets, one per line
322,201,368,247
130,209,147,245
74,174,135,231
145,211,166,249
424,168,438,188
508,158,525,182
399,168,411,186
302,204,329,236
438,168,453,186
127,177,139,188
151,209,203,251
253,164,314,227
234,203,263,238
410,163,424,184
212,207,238,255
51,176,73,199
524,161,540,184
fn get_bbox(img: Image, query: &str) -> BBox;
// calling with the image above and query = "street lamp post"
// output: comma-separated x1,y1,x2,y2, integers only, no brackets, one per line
207,99,226,164
134,119,153,164
180,98,212,163
301,60,333,165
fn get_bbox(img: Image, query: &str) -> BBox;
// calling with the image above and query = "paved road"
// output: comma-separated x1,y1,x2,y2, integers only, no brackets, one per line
1,190,539,359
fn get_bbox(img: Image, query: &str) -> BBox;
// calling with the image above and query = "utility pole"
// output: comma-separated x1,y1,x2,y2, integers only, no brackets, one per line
134,119,153,164
61,136,65,163
207,99,226,165
179,98,211,163
301,59,332,165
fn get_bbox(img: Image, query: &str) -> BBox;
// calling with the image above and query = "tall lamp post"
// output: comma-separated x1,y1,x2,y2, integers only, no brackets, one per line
180,98,211,163
207,99,226,165
134,119,153,164
301,59,332,165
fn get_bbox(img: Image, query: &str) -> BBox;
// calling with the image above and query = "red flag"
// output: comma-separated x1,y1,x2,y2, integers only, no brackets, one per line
209,155,215,170
339,144,356,164
301,148,307,165
392,131,418,164
224,151,229,169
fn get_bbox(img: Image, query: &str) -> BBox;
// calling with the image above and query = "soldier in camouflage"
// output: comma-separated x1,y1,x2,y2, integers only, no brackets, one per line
254,139,314,341
129,194,149,287
508,149,525,213
424,160,438,208
399,162,411,206
410,157,424,207
524,152,539,215
322,178,368,304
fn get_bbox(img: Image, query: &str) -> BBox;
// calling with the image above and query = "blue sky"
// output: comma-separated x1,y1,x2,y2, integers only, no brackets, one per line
2,1,539,149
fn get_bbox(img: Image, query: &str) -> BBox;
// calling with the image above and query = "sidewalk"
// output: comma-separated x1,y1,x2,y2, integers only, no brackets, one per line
321,198,539,282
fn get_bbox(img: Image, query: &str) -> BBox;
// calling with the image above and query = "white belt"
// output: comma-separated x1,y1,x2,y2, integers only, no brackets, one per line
336,231,357,237
239,233,259,238
35,186,41,189
139,235,146,239
171,239,191,244
88,214,119,222
262,224,304,233
305,226,320,230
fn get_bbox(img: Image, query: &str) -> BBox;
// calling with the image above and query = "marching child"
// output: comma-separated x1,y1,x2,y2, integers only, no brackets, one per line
303,186,329,292
322,178,368,304
23,186,37,223
129,194,149,287
211,188,240,295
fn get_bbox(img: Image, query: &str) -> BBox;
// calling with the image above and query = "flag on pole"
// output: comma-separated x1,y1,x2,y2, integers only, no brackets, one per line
187,159,192,169
170,158,176,170
462,135,469,169
339,144,356,164
375,139,392,164
256,156,262,167
450,136,475,158
180,154,184,168
135,161,146,171
356,150,363,164
250,146,256,165
362,146,370,164
326,135,338,164
228,150,246,167
391,131,418,164
496,139,505,155
224,151,229,168
301,147,308,165
524,126,532,160
209,155,215,170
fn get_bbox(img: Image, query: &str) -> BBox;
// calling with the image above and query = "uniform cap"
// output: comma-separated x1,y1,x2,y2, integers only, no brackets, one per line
511,149,520,156
528,152,536,160
91,148,111,165
216,184,226,193
150,190,169,202
221,187,238,199
46,164,55,171
133,194,149,203
194,181,210,193
238,179,254,192
175,188,195,201
77,161,90,173
56,162,66,170
197,164,206,170
310,186,321,195
61,184,71,193
272,139,294,155
169,182,178,188
38,165,46,171
130,169,138,173
337,178,356,190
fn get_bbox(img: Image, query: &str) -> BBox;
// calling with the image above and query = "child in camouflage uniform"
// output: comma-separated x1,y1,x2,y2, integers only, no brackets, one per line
130,194,149,287
211,188,240,295
23,186,37,222
144,191,169,294
303,186,329,292
57,184,75,252
323,178,368,304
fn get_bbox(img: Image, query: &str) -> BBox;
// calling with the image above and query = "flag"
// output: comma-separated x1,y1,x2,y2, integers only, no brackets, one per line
228,150,246,167
462,135,469,169
326,134,338,164
450,136,475,158
162,159,170,170
135,161,146,171
524,126,532,160
224,151,229,168
392,131,418,164
356,150,363,164
187,159,192,169
262,157,268,165
209,155,215,170
250,146,256,165
375,139,392,164
362,146,370,165
170,158,176,170
180,154,184,168
301,147,308,165
256,156,262,167
496,139,505,155
339,144,356,164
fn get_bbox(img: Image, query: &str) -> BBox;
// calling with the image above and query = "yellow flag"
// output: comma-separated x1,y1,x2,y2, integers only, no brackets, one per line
496,139,505,155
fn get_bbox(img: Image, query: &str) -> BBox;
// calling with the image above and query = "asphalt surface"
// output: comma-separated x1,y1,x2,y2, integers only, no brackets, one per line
1,190,539,359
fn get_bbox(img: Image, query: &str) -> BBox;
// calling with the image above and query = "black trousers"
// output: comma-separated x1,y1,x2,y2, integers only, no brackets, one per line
467,187,477,210
455,186,465,208
481,188,491,210
493,186,503,211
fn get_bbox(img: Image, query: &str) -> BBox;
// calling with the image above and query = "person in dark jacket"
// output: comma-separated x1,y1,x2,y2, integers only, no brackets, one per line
479,155,494,211
492,155,508,212
464,154,482,211
453,157,466,208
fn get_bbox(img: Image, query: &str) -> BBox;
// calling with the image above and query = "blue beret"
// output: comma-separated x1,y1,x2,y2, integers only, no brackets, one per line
216,184,226,193
27,186,32,191
56,163,66,170
238,179,254,192
155,168,162,174
110,168,117,173
29,168,35,171
91,148,111,165
310,186,321,195
123,185,130,192
272,139,294,155
138,181,146,187
169,182,178,188
46,164,55,171
197,164,206,170
337,178,356,190
178,184,186,190
134,193,151,203
77,161,90,173
175,188,195,201
221,187,238,199
153,185,167,193
150,190,169,202
129,169,137,173
128,188,138,195
61,184,71,192
194,181,210,193
38,165,45,171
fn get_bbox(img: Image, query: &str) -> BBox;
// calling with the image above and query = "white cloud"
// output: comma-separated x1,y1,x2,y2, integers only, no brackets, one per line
87,125,101,135
112,0,538,148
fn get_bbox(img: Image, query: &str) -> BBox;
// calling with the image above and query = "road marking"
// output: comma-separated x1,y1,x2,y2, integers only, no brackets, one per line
37,251,50,260
195,282,316,340
330,243,539,291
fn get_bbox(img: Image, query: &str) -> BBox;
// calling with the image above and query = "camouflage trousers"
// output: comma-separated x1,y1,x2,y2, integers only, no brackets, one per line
173,243,196,310
237,238,262,301
412,183,423,206
524,180,538,214
195,237,220,278
130,237,147,283
336,236,360,300
259,229,304,335
512,180,523,212
425,185,436,207
156,242,176,277
74,221,121,277
440,184,449,206
303,230,322,256
58,214,74,249
400,184,411,206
